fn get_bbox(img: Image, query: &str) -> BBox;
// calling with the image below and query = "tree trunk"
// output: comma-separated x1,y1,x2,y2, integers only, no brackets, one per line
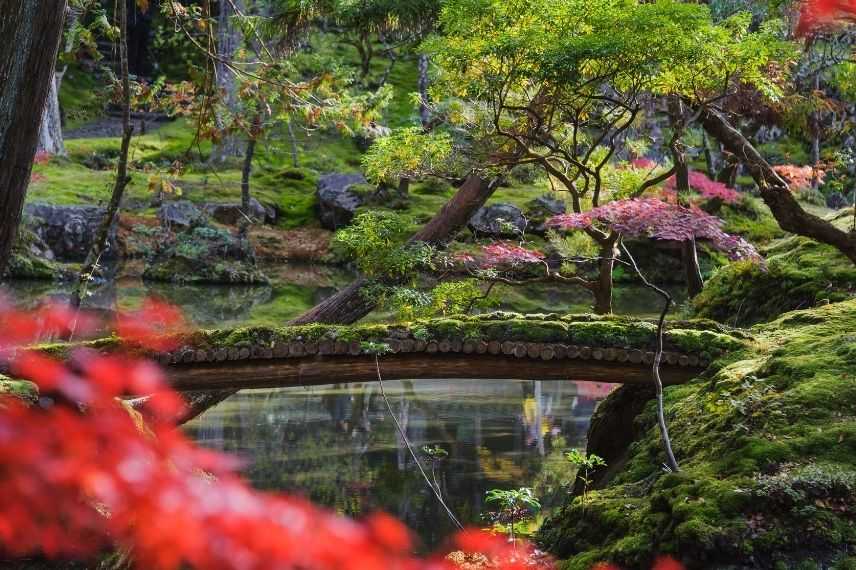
681,239,704,298
418,54,430,127
239,113,261,238
701,131,715,179
0,0,66,277
290,175,500,325
72,0,133,307
211,0,245,162
37,70,66,156
699,106,856,264
592,237,617,315
810,71,821,188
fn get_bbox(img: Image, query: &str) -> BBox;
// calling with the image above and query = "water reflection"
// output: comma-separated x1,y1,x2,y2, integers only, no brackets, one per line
184,379,610,549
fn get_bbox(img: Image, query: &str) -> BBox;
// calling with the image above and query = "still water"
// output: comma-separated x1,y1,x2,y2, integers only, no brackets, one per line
183,379,611,549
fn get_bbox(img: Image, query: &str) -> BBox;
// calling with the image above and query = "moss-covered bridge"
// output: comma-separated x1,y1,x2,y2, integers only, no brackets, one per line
142,313,746,392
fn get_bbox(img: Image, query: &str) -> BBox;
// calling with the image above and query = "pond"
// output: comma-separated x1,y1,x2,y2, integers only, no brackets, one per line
183,379,611,550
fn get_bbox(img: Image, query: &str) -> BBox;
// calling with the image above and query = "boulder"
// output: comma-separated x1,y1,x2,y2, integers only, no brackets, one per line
158,200,207,230
524,195,566,234
354,122,392,152
143,226,268,285
316,173,367,230
468,203,528,238
23,203,116,262
827,191,853,210
204,197,273,226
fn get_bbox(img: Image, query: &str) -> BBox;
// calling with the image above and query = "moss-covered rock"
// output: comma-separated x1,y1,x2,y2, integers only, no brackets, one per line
538,300,856,569
0,375,38,403
693,209,855,326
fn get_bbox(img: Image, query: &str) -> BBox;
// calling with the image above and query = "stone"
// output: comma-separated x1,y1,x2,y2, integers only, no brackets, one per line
204,197,272,226
316,173,367,230
354,122,392,152
467,203,528,238
23,203,116,262
524,195,566,234
158,200,207,230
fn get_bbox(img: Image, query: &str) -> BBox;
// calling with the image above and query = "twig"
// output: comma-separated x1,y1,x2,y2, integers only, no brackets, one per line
619,240,680,472
374,356,463,529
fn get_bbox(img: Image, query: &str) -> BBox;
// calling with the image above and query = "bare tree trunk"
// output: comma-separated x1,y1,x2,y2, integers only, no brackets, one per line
810,73,822,189
701,131,715,179
72,0,133,307
418,54,430,127
592,237,617,315
700,106,856,264
211,0,245,162
290,175,499,325
681,239,704,298
0,0,66,276
239,121,259,238
37,70,66,156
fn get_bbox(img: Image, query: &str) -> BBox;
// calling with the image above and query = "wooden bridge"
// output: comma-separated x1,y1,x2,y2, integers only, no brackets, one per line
144,313,745,392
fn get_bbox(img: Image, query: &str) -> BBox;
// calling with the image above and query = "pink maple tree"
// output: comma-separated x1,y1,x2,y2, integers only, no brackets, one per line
547,198,760,261
772,164,825,191
797,0,856,35
663,170,742,205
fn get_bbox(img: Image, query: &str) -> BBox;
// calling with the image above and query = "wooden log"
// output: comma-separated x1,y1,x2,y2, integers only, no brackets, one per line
567,345,581,359
348,341,362,356
603,348,617,362
541,346,555,361
526,343,540,359
426,341,439,353
333,341,349,355
386,339,401,353
513,343,528,358
401,339,415,353
592,348,604,361
615,349,629,363
628,350,643,364
664,352,678,365
194,350,208,363
227,347,239,361
476,341,489,354
182,350,195,363
259,347,273,359
462,340,476,354
438,340,452,353
580,346,592,359
501,341,515,355
679,355,689,367
414,340,427,352
554,345,567,359
237,347,251,360
688,354,699,367
290,342,306,358
304,342,319,355
318,340,334,356
488,341,501,355
451,339,463,353
643,352,654,365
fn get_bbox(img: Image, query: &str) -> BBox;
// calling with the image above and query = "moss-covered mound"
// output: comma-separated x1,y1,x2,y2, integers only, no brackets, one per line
0,375,38,403
538,300,856,569
693,209,855,326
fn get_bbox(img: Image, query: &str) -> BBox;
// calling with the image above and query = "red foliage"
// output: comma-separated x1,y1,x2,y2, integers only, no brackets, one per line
663,170,742,205
0,302,553,570
772,164,825,191
797,0,856,35
33,150,50,165
482,242,546,267
548,198,760,261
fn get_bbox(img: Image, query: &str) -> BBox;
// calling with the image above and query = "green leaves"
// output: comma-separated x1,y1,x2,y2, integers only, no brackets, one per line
333,211,432,278
362,127,455,184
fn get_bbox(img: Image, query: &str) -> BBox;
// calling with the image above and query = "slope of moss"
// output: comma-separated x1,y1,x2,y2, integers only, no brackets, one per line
693,209,856,326
539,300,856,569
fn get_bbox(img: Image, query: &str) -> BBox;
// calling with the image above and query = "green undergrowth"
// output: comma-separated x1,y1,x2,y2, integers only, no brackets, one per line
693,208,856,326
539,299,856,569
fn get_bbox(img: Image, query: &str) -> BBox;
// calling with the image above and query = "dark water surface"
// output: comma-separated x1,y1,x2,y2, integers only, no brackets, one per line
183,379,610,549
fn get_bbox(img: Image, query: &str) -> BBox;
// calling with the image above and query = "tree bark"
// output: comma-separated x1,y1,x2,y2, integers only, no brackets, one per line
681,239,704,298
592,237,617,315
0,0,66,277
37,71,66,156
290,174,500,325
700,106,856,264
418,54,430,127
211,0,245,162
72,0,133,307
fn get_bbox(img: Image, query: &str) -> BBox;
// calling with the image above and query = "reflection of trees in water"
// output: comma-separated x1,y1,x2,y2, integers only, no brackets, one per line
184,380,604,549
145,282,273,326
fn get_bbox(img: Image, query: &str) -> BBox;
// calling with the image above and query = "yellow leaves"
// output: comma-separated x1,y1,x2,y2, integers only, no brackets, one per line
136,0,149,13
147,174,182,198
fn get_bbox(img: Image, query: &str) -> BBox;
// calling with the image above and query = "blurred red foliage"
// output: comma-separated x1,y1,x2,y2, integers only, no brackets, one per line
797,0,856,35
0,300,550,570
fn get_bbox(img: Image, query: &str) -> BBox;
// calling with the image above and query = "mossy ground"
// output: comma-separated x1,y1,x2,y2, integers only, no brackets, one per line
538,299,856,569
693,208,856,326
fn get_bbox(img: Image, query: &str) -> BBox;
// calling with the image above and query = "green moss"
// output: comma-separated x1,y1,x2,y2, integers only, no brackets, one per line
0,375,38,403
540,300,856,567
694,211,856,326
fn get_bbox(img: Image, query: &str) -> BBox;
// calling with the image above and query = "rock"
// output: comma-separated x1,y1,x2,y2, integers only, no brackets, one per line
143,226,268,285
354,123,392,152
468,203,528,238
23,203,116,262
827,191,853,210
316,173,367,230
158,200,207,230
204,197,272,226
524,195,566,234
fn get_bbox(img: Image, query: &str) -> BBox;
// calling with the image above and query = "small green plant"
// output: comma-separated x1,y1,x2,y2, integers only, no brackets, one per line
333,211,432,278
565,449,607,509
484,487,541,543
359,341,392,356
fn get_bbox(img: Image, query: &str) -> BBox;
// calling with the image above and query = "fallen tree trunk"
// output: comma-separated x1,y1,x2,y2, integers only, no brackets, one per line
699,106,856,264
0,1,66,276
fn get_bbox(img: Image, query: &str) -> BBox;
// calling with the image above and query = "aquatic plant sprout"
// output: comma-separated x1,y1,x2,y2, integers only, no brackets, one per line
0,300,550,570
547,198,761,262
